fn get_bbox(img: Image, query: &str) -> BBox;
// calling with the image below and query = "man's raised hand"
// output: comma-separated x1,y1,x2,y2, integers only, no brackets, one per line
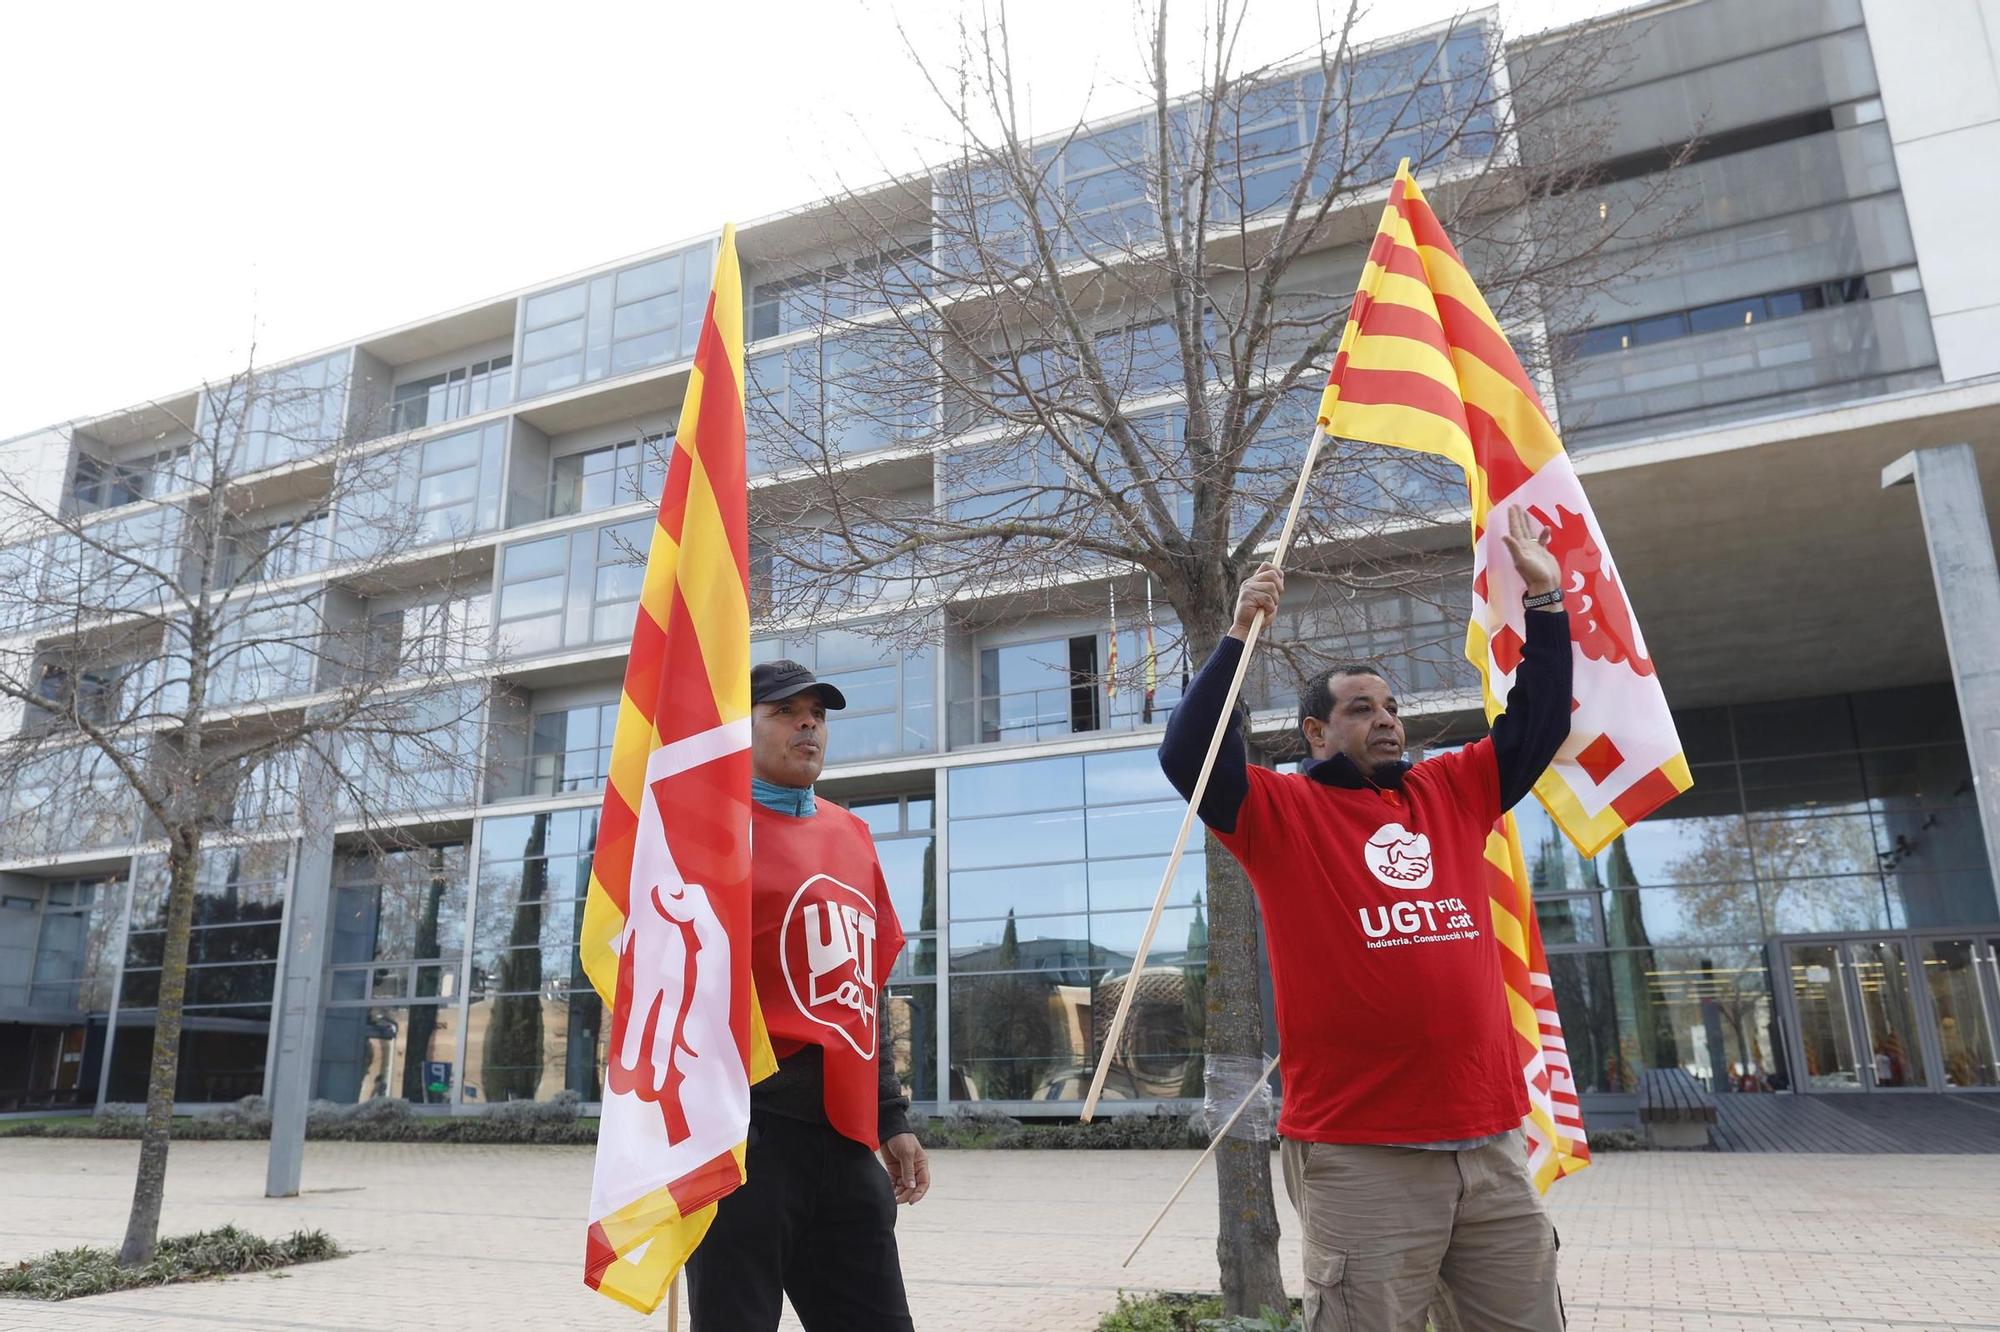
1229,562,1285,640
1502,507,1562,600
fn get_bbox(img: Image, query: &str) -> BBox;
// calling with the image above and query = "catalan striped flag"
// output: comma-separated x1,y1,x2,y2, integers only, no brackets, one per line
1318,161,1689,1189
579,224,777,1311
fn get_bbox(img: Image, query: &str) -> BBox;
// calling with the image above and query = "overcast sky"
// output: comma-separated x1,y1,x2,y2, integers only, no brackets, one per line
0,0,1616,442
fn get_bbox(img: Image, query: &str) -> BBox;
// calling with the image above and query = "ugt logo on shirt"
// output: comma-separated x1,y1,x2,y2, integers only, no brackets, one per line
779,874,881,1058
1362,822,1433,891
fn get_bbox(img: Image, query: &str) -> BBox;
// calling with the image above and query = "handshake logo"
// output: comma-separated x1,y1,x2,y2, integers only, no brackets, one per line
1363,822,1434,891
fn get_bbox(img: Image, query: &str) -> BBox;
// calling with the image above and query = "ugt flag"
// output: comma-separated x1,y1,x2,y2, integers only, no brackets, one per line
1319,162,1690,1189
579,224,777,1311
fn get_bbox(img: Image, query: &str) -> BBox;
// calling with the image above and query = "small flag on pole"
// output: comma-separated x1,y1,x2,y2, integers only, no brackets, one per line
1108,585,1121,703
579,224,778,1310
1142,577,1159,724
1318,162,1690,1190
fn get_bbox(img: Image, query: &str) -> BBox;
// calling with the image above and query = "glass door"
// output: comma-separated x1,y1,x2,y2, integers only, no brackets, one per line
1847,938,1929,1090
1920,937,2000,1090
1785,942,1862,1089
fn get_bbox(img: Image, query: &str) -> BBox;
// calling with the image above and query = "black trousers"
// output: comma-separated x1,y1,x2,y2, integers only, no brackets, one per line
685,1113,914,1331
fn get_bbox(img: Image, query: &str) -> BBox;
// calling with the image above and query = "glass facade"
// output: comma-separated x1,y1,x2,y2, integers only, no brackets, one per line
105,845,290,1103
946,749,1207,1103
465,809,602,1102
516,244,714,400
318,843,470,1103
1509,685,1995,1098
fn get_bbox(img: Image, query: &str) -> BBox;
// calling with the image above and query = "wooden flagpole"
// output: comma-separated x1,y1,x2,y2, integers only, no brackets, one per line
1123,1051,1282,1266
667,1275,681,1331
1080,426,1330,1121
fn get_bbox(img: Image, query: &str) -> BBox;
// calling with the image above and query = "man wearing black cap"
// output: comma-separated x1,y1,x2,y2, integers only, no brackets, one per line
684,659,929,1331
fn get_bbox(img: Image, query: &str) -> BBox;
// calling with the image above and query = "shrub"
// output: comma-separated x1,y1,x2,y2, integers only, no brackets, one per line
0,1226,340,1300
1099,1291,1225,1332
1098,1294,1307,1332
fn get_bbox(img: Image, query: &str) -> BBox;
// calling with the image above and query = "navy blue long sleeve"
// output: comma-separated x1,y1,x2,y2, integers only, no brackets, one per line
1491,609,1574,810
1159,609,1573,832
1158,636,1254,832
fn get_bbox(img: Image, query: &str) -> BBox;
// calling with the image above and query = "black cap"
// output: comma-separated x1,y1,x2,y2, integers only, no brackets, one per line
750,659,847,710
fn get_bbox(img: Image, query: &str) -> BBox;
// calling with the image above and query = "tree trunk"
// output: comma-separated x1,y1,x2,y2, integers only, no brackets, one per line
119,834,201,1267
1203,835,1288,1318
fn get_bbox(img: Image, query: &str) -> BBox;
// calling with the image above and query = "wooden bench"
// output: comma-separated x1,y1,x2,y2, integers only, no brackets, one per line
1638,1068,1718,1148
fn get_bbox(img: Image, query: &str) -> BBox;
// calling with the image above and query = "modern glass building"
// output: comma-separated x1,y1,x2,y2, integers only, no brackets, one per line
4,0,2000,1126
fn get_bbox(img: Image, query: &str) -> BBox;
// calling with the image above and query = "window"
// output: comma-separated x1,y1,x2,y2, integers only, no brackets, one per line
748,244,931,342
338,422,506,558
27,875,125,1013
1564,276,1875,361
336,592,491,685
945,749,1207,1103
973,635,1100,744
329,685,484,814
389,355,512,433
207,598,318,708
527,700,619,795
550,437,667,518
495,516,651,657
121,847,288,1023
746,329,930,476
31,660,122,727
69,444,191,514
204,351,352,475
463,808,604,1102
516,245,713,400
214,509,329,587
752,630,935,762
327,843,469,1014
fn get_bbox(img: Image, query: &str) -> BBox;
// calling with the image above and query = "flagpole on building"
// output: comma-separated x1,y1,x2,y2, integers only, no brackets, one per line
1080,426,1329,1122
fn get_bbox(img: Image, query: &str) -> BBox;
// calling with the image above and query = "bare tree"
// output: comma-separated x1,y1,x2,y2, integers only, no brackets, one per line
732,2,1693,1313
0,353,494,1265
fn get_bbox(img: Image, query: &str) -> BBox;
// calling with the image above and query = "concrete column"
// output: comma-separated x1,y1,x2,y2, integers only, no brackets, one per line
1884,443,2000,906
264,747,340,1198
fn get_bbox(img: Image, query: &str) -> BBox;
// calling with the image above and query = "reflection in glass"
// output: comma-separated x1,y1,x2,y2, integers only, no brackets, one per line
1761,876,1892,935
1636,949,1778,1093
315,1003,457,1104
887,983,939,1101
1787,943,1861,1088
1849,938,1927,1088
1921,939,1999,1088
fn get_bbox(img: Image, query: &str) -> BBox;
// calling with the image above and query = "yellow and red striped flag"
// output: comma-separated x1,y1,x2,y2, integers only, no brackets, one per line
1318,161,1690,1189
579,224,777,1311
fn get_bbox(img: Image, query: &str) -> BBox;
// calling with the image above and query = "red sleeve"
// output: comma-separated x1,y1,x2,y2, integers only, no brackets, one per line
1416,736,1502,828
1214,763,1284,858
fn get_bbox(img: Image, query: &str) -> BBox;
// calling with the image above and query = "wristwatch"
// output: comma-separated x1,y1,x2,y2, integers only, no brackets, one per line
1522,588,1564,611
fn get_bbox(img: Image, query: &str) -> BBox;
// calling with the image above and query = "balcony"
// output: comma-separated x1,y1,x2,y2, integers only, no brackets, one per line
386,355,513,435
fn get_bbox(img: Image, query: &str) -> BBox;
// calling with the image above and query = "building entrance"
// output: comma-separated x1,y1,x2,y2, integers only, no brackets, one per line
1775,932,2000,1093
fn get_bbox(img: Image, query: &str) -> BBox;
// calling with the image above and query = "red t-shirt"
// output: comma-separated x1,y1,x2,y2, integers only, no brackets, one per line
1215,738,1527,1144
749,802,905,1149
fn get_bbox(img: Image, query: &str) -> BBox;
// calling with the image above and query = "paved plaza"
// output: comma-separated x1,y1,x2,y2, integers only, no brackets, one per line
0,1138,1996,1331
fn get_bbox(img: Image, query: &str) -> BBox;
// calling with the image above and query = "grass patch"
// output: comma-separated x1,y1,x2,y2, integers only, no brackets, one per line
0,1226,341,1301
1099,1292,1303,1331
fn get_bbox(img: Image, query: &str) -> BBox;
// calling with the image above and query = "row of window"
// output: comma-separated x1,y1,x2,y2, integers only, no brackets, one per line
1564,277,1871,361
